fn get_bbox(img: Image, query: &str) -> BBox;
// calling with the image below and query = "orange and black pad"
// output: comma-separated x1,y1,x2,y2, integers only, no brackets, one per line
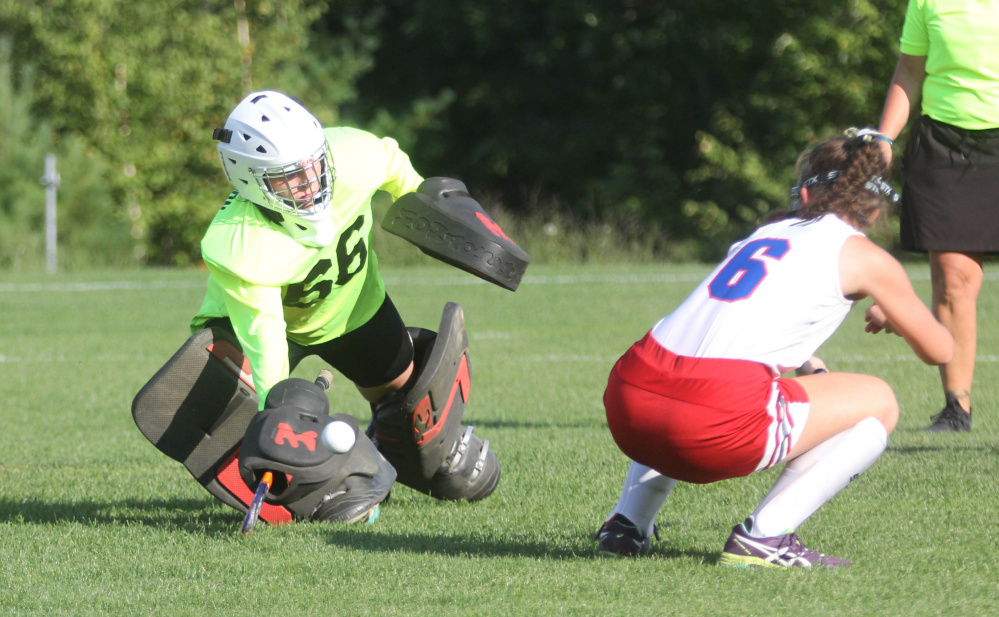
369,302,500,501
382,177,531,291
131,327,292,525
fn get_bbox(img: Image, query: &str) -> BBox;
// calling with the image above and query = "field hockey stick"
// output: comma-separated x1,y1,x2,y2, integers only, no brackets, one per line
240,470,273,536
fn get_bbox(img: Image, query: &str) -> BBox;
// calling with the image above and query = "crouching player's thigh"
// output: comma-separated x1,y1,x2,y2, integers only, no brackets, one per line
786,372,898,459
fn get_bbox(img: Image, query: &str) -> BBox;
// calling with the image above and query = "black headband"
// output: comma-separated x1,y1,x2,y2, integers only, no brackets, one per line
791,170,899,206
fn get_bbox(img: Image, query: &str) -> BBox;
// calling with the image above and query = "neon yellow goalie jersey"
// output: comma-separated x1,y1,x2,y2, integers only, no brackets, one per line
191,127,424,405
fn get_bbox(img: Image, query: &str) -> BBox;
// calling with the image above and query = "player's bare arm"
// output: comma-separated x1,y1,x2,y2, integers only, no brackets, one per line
877,53,926,163
839,235,953,365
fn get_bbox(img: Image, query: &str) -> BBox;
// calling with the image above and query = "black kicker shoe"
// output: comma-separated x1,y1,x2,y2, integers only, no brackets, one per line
924,397,972,433
595,514,659,557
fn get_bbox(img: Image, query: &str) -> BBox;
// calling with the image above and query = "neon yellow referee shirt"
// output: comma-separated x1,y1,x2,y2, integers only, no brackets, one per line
901,0,999,129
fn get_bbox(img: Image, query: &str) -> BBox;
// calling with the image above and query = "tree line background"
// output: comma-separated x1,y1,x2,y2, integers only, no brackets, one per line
0,0,907,269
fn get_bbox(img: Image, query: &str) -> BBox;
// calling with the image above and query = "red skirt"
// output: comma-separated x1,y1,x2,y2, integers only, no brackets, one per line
604,334,808,484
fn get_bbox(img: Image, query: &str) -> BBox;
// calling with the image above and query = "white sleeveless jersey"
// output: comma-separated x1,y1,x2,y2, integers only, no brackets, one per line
651,214,862,375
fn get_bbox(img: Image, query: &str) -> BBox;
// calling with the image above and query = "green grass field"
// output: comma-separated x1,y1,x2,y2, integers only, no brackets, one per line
1,263,997,616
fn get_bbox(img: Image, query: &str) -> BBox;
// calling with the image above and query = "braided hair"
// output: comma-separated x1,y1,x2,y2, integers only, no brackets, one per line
770,128,897,229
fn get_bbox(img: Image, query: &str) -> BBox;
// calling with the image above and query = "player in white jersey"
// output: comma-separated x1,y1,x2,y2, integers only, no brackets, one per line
595,128,953,568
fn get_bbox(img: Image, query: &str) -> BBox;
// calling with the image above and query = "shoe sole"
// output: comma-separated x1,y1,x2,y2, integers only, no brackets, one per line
595,536,649,558
719,552,850,569
597,547,644,558
718,553,780,569
343,505,380,525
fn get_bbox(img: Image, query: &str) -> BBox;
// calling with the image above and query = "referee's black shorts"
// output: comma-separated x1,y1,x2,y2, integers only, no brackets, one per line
900,115,999,254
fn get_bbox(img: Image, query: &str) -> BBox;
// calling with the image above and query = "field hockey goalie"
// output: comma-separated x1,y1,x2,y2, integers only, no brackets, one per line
367,302,500,501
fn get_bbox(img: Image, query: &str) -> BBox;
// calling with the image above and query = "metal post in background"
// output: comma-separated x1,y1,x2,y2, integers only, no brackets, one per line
41,153,60,274
235,0,253,94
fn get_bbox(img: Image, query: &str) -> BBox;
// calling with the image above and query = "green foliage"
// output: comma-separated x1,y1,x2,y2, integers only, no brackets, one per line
0,45,49,270
51,133,134,268
369,189,695,268
0,0,334,265
682,0,907,255
347,0,908,259
0,1,913,265
0,39,128,271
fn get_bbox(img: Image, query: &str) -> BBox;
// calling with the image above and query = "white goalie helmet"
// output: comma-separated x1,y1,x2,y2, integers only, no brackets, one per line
214,91,336,247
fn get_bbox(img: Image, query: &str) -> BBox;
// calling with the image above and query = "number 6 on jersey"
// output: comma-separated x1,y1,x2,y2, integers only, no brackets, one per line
708,239,790,302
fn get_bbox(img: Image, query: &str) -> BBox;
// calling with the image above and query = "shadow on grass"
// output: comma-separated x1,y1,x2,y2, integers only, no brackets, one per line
656,546,720,565
0,496,719,562
0,496,239,537
322,526,720,563
323,528,584,559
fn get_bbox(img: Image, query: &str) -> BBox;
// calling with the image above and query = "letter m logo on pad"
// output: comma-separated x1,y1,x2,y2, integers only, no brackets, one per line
274,422,317,451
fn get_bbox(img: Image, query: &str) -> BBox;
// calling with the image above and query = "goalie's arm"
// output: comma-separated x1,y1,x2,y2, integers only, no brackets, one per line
204,263,291,407
377,135,424,199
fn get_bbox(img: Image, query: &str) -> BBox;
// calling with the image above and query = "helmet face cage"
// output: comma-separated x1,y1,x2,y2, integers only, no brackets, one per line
253,141,336,215
215,91,336,219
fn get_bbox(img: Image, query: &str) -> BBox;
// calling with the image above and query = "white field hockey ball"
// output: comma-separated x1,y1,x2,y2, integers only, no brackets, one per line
322,420,356,454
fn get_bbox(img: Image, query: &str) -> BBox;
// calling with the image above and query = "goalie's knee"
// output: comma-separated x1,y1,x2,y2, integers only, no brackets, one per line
368,302,500,501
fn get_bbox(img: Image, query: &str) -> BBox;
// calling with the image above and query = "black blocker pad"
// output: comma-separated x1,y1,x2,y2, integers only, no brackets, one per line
382,177,531,291
131,328,294,525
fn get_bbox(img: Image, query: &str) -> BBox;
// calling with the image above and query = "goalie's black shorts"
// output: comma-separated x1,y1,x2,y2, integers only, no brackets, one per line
205,293,414,389
900,115,999,254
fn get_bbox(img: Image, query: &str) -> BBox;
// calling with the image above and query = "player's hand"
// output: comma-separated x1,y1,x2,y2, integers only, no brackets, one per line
865,303,897,335
795,356,828,376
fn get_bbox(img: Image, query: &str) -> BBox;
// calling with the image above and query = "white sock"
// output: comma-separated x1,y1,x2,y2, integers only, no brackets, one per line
750,428,850,518
748,416,888,538
607,461,678,537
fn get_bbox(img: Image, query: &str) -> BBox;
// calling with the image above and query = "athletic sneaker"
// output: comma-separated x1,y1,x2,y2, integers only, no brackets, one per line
718,523,851,569
924,397,972,432
595,514,658,557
